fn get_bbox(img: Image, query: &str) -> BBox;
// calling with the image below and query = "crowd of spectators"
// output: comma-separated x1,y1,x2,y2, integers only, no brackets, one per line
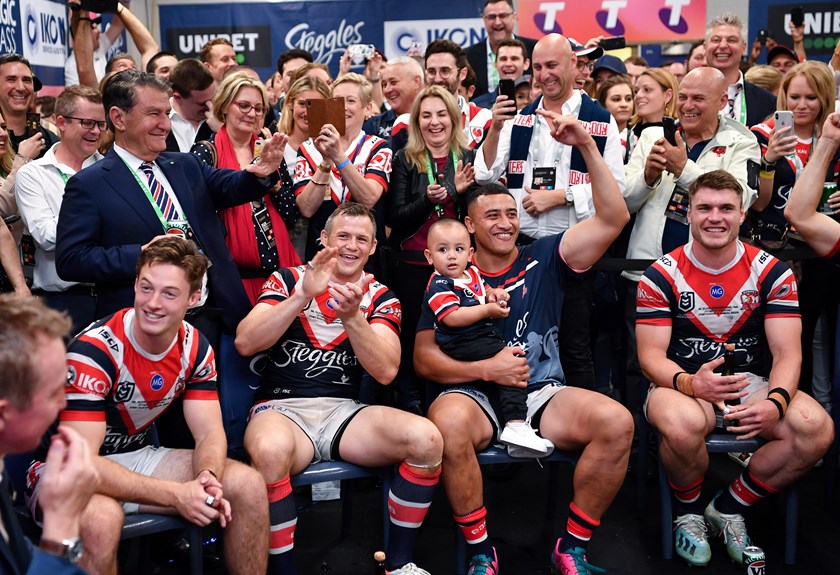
1,1,839,574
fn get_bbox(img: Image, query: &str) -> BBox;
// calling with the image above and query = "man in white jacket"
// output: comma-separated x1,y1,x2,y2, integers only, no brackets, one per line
623,66,760,285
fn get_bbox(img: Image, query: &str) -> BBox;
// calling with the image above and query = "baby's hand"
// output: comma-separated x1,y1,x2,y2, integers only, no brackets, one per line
487,287,510,304
486,302,511,319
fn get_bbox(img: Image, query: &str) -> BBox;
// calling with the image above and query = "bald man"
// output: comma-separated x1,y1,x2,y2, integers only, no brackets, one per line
475,33,625,396
623,66,759,285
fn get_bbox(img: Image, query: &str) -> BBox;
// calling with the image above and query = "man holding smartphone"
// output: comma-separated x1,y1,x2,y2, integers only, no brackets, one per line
472,39,531,109
0,54,58,160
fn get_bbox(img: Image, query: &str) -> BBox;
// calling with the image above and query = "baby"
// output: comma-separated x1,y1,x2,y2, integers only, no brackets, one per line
423,219,552,456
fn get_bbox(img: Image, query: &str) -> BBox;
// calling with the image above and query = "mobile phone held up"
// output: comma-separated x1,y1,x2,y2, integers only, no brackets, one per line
599,36,626,51
25,112,40,138
498,78,516,103
790,6,805,27
774,110,793,133
662,116,677,146
757,29,768,46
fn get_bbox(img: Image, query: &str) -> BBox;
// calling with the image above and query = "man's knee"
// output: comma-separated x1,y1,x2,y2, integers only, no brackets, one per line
245,427,295,477
402,415,444,463
224,461,269,510
787,398,834,457
593,400,634,448
81,495,124,549
428,399,480,448
649,394,710,447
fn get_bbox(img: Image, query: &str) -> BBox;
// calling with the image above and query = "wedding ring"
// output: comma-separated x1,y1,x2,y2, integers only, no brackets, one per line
307,261,316,270
205,495,216,506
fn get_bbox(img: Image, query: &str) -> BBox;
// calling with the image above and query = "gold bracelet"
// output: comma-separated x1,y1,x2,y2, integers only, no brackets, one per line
311,180,329,187
317,163,331,174
759,170,776,180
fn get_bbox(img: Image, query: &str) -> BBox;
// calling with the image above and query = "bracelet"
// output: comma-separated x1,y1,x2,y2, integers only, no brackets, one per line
674,372,695,396
759,169,776,180
311,180,329,187
767,387,791,419
760,157,776,172
336,158,350,170
766,397,785,419
317,163,330,174
672,371,688,390
197,468,218,480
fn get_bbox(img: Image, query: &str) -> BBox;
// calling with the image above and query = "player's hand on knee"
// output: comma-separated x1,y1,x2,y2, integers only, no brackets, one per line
178,479,222,526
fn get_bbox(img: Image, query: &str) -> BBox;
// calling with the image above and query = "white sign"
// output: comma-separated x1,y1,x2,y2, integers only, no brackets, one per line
21,0,67,67
383,18,485,60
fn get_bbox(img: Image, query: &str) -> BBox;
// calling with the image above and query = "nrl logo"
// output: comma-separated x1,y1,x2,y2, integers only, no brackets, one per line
678,292,695,313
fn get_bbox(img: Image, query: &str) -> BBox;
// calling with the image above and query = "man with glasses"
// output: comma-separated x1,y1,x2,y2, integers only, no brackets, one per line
15,86,106,336
466,0,537,98
54,71,287,341
166,59,216,152
569,40,604,92
0,53,57,159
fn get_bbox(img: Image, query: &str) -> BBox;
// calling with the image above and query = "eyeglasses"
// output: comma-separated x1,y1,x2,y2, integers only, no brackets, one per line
576,60,595,72
426,67,455,79
484,12,514,21
62,116,106,131
232,100,266,116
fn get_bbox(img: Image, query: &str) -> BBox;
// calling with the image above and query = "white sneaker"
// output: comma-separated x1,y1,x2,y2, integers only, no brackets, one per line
727,452,752,468
500,422,554,457
386,563,431,574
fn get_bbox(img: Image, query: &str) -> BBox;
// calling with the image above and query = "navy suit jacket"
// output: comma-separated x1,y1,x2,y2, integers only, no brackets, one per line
465,35,537,99
472,88,498,110
744,81,776,127
56,149,273,332
1,472,87,575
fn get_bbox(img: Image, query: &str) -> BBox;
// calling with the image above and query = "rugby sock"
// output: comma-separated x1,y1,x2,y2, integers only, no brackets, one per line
454,506,494,561
669,476,704,515
386,462,440,570
716,470,779,514
559,502,600,552
267,476,297,574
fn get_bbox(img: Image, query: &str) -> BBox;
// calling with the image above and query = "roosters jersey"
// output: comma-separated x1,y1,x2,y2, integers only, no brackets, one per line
418,234,577,390
256,265,401,400
636,241,798,376
52,309,217,456
425,265,494,348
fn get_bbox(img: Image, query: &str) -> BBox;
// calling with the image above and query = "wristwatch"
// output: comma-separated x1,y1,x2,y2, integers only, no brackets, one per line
40,537,84,564
565,190,575,206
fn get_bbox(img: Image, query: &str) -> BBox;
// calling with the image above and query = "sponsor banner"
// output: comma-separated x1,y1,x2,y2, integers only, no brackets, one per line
518,0,707,43
21,0,66,67
761,1,839,57
159,1,482,79
382,17,485,60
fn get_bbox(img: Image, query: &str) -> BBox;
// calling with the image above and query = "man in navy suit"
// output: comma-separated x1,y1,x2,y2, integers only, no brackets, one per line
472,39,530,110
55,70,286,336
465,0,537,99
705,13,776,127
0,295,98,575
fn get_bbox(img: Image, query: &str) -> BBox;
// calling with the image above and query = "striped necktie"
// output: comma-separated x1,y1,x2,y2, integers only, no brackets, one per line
139,161,178,220
728,83,742,119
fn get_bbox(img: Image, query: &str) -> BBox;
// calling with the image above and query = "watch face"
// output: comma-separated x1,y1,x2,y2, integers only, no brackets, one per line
66,538,84,563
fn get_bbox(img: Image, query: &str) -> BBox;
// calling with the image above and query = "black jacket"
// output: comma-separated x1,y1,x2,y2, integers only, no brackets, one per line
744,81,777,127
387,148,476,263
465,35,537,98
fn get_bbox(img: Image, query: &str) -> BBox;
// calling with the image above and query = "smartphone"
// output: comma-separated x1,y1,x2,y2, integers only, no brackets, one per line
757,29,768,46
662,116,677,146
775,110,793,133
498,78,516,103
599,36,626,51
790,6,805,27
347,44,375,64
25,112,40,138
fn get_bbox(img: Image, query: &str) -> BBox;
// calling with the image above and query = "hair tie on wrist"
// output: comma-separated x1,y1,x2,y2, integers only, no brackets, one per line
336,158,350,170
